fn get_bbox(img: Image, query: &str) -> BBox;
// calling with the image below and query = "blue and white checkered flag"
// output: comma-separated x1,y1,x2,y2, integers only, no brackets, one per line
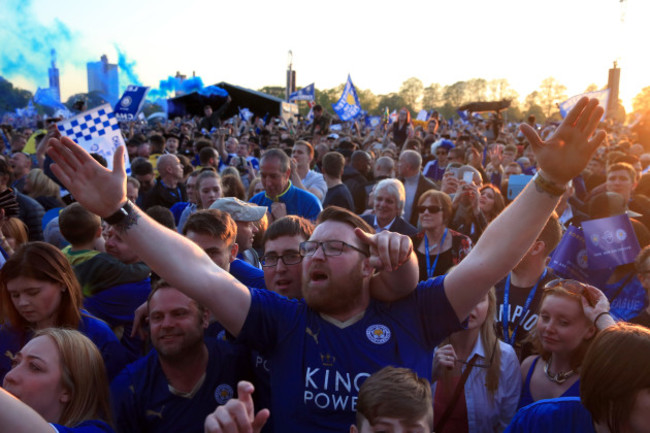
559,89,609,120
289,83,315,102
332,75,362,121
57,104,130,173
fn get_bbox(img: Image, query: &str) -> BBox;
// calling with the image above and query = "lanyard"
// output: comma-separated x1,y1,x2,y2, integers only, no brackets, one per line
425,228,448,279
502,268,547,345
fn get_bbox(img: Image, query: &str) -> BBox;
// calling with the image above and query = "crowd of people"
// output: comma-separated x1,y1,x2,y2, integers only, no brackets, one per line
0,96,649,433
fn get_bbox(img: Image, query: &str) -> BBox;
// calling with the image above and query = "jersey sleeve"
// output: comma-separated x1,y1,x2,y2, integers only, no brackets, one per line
414,274,465,349
236,288,303,355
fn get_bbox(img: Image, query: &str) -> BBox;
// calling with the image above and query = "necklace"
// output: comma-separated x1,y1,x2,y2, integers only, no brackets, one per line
544,357,575,384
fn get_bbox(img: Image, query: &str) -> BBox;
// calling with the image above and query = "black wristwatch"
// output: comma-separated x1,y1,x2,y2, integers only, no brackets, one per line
103,200,135,225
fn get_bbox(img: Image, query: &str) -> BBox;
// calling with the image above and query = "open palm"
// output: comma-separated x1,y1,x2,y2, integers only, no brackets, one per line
521,97,606,185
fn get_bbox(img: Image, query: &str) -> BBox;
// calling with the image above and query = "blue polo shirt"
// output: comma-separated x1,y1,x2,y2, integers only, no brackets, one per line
249,181,322,221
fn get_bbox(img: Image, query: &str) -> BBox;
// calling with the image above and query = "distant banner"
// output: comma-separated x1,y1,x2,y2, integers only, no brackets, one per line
558,89,609,119
416,110,429,121
366,116,381,128
332,75,362,121
549,225,590,282
289,83,315,102
57,104,130,173
582,214,640,269
114,85,150,122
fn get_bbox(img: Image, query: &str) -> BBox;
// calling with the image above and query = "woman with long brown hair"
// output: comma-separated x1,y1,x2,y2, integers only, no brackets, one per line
0,242,128,382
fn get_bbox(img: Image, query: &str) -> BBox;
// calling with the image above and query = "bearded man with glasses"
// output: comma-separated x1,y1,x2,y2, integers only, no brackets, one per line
48,97,609,433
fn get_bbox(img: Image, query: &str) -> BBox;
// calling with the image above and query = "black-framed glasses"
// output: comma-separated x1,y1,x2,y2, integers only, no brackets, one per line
260,251,303,267
418,205,443,214
299,240,370,258
455,339,497,369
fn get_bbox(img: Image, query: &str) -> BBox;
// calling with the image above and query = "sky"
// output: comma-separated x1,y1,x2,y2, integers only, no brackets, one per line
0,0,647,112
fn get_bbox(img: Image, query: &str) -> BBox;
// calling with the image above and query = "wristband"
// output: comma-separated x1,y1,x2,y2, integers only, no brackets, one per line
594,311,612,326
103,200,135,225
533,172,567,196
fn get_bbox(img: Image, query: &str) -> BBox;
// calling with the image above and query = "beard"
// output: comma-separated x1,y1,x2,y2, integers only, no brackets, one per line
302,261,366,316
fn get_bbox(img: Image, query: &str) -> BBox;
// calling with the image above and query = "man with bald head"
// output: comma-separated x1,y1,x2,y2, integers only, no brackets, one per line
398,150,438,226
143,154,187,210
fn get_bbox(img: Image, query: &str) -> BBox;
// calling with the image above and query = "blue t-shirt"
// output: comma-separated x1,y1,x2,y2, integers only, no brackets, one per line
505,397,595,433
230,258,265,289
0,313,128,383
110,338,250,433
236,275,462,433
249,182,322,221
51,420,115,433
83,279,152,362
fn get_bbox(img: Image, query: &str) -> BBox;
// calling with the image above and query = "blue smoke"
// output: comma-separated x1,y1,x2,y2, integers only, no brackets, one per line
0,0,77,88
114,45,142,90
147,75,226,106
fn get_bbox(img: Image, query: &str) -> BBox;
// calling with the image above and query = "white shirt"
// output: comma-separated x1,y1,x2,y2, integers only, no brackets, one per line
302,170,327,202
432,338,522,433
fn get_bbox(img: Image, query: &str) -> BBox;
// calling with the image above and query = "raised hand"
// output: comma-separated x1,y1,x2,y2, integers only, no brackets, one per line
47,137,127,217
354,228,413,272
204,381,269,433
521,97,606,185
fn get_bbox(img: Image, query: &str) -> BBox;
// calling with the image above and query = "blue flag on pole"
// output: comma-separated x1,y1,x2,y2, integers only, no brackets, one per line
114,85,150,122
289,83,315,102
332,75,362,121
558,89,609,119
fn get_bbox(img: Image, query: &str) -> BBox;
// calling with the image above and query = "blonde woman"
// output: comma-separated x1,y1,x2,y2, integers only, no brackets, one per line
432,288,521,432
1,328,114,432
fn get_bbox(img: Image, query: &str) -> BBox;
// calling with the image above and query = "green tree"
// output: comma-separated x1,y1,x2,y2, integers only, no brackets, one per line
538,77,567,118
64,91,110,110
398,77,423,113
633,86,650,114
258,86,285,99
0,77,33,113
465,78,487,102
357,88,378,114
443,81,467,108
422,83,443,110
437,102,457,120
376,93,406,115
315,85,344,115
584,83,599,93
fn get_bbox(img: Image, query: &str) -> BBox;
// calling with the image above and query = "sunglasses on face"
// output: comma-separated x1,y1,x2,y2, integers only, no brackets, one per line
418,205,443,214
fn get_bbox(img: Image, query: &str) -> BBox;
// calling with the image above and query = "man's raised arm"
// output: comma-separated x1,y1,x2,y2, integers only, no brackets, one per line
445,97,606,321
47,138,251,336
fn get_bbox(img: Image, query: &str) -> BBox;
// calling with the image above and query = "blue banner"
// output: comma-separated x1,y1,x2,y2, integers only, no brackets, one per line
549,225,590,282
114,85,150,122
558,89,609,119
582,214,640,269
289,83,315,102
332,75,362,121
366,116,381,128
